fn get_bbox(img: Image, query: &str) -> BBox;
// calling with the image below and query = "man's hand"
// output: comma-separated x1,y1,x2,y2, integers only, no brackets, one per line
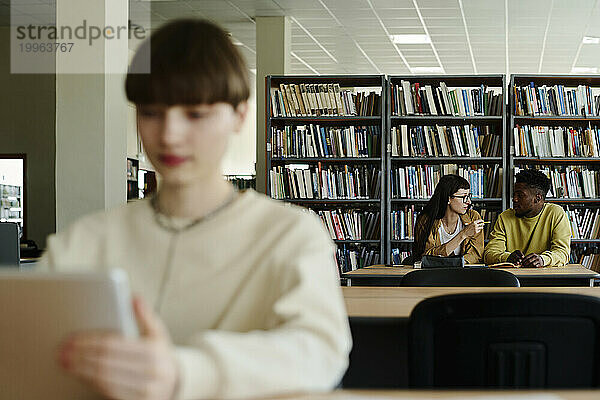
507,250,524,265
521,253,544,268
59,297,179,400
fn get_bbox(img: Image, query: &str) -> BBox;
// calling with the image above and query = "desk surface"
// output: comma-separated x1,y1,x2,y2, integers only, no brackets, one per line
342,264,599,279
290,389,600,399
342,286,600,317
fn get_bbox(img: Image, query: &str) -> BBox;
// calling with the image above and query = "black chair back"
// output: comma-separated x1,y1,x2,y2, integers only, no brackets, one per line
401,268,519,287
409,293,600,388
0,223,19,266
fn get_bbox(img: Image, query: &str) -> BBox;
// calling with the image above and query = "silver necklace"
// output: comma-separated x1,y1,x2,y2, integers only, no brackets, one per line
150,188,238,233
151,188,238,311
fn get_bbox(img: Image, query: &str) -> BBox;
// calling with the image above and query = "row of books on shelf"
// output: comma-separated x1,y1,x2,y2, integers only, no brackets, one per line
391,124,502,158
126,159,138,181
390,81,503,116
513,125,600,158
224,175,256,190
317,210,380,241
390,164,503,199
336,245,380,273
580,253,600,271
390,206,499,240
518,166,600,199
513,83,600,117
571,246,600,271
270,125,381,158
0,184,20,197
270,83,381,117
269,164,382,200
565,206,600,240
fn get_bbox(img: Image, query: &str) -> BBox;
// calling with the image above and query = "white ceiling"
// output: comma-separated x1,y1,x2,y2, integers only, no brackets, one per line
144,0,600,75
2,0,600,75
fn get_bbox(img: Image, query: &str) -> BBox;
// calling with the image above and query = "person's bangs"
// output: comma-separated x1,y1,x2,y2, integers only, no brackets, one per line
126,63,248,106
125,19,249,107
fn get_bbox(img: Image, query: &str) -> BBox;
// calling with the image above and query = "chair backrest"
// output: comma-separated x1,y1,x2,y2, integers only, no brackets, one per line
409,293,600,388
0,223,19,266
401,267,520,287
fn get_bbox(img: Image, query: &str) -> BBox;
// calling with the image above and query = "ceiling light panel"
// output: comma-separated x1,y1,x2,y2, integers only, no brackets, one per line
583,36,600,44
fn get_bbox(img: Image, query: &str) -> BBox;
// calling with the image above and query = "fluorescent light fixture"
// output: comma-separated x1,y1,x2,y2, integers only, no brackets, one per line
583,36,600,44
410,66,444,73
571,67,598,74
390,34,431,44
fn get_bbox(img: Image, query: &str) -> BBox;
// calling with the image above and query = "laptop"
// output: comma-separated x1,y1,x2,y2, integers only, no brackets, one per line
0,269,138,399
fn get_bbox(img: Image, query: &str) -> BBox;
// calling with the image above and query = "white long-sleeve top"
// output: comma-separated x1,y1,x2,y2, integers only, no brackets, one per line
38,189,352,399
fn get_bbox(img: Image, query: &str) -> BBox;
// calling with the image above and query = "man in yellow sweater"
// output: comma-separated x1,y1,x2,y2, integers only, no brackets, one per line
484,169,571,267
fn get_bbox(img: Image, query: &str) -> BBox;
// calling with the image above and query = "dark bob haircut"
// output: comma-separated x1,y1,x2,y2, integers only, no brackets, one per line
125,19,250,107
515,169,551,197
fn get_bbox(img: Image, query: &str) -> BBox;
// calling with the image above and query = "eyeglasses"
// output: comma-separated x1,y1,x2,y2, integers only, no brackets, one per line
450,194,472,203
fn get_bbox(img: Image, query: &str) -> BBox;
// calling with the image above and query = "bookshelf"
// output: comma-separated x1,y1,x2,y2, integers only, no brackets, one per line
387,75,506,264
509,75,600,266
127,157,139,201
266,75,386,274
0,155,26,239
127,157,157,201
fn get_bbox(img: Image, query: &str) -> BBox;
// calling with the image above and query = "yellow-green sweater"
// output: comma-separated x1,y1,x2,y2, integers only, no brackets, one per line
483,203,571,267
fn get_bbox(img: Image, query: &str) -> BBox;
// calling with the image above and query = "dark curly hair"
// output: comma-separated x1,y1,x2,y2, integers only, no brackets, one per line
515,169,550,198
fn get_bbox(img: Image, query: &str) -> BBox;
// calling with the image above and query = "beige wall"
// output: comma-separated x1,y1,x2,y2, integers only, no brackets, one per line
0,27,56,249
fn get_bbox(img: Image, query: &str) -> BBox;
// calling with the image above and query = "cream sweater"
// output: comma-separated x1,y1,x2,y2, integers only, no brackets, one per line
38,189,352,399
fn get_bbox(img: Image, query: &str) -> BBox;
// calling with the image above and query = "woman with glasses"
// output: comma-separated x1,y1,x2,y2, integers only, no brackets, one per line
411,174,485,264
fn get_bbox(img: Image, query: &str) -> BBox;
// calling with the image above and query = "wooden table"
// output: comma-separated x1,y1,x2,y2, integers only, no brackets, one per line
288,389,600,399
342,264,599,287
343,286,600,317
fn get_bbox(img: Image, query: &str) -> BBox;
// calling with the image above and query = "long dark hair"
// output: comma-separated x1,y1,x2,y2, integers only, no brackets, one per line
412,174,470,260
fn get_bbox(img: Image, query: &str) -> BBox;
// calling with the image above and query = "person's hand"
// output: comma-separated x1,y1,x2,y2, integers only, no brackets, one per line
507,250,524,265
58,297,179,400
461,219,484,239
521,253,544,268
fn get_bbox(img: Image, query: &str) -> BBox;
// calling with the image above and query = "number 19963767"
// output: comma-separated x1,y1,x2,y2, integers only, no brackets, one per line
19,43,74,52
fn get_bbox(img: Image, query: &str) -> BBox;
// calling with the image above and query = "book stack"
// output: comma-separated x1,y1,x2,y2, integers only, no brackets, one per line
390,81,502,116
391,124,501,157
513,83,600,117
271,83,381,117
271,125,381,158
513,125,600,157
565,206,600,239
336,245,380,273
516,166,600,199
317,210,380,240
390,164,502,199
270,164,381,200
